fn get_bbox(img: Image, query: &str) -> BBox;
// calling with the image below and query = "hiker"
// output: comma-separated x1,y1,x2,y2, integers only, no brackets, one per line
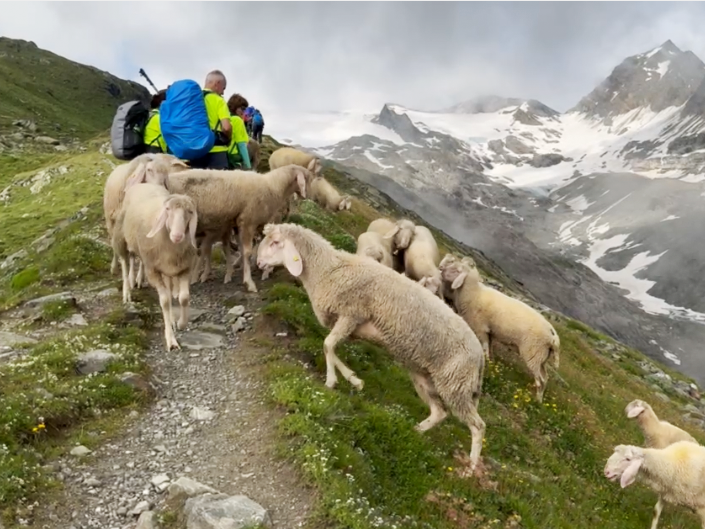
143,89,167,153
226,93,252,170
243,106,254,137
251,107,265,143
189,70,232,169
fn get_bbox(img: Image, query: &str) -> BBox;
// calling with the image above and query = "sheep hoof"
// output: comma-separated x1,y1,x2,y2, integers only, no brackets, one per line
245,280,258,293
223,275,232,284
199,274,208,284
325,378,338,389
349,376,364,391
177,318,188,331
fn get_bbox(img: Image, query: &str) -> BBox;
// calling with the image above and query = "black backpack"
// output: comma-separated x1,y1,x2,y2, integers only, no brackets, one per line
110,100,150,160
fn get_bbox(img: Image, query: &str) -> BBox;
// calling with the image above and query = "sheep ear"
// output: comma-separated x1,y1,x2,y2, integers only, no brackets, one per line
126,162,147,188
172,159,190,168
296,171,307,199
146,205,168,238
344,196,352,210
626,404,645,418
383,226,400,239
282,239,303,277
451,271,467,290
307,159,316,172
620,458,642,488
188,210,199,249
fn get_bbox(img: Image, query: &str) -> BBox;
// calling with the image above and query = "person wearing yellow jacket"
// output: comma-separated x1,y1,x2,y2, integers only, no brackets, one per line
226,93,252,170
143,89,167,153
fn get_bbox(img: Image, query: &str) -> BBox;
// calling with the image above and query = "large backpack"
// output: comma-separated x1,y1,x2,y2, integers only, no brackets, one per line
252,109,264,127
159,79,216,161
110,100,150,160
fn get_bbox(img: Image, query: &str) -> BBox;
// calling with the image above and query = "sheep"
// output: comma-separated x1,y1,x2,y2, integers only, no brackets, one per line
103,153,190,275
247,139,261,171
112,183,198,351
268,146,323,177
604,442,705,528
255,222,487,474
366,217,414,272
167,164,309,292
309,176,352,212
355,231,394,268
625,398,698,528
439,252,560,404
402,225,443,298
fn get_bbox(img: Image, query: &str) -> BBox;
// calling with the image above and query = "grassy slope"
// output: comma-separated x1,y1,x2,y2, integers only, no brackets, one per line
251,141,705,528
0,103,702,526
0,37,149,138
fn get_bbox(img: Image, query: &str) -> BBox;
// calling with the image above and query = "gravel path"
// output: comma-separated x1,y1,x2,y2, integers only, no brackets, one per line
31,274,316,529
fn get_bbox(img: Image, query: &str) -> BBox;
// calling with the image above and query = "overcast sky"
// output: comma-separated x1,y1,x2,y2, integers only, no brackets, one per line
3,2,705,115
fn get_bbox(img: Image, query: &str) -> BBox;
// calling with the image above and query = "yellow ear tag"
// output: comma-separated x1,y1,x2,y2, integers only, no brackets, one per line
293,256,299,261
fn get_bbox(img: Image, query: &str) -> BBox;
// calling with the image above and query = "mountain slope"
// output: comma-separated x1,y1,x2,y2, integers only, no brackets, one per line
0,37,149,139
269,39,705,384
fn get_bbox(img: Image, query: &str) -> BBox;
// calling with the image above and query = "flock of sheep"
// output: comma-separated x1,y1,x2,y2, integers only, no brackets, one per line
101,145,705,527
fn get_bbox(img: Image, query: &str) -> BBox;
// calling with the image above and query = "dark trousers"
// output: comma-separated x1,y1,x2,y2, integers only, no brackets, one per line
252,124,264,143
188,151,229,170
145,145,163,154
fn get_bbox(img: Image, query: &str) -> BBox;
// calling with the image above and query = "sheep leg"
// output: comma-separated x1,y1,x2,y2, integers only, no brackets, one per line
322,316,364,390
649,496,663,529
534,362,549,404
410,372,448,432
118,256,132,304
475,331,491,361
128,255,137,290
150,271,180,351
436,370,485,474
237,226,258,292
135,259,145,289
110,252,119,275
222,231,236,284
176,273,190,331
696,506,705,529
198,235,216,283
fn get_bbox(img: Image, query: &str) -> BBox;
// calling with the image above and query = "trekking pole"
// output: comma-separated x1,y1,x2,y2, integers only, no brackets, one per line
138,68,159,94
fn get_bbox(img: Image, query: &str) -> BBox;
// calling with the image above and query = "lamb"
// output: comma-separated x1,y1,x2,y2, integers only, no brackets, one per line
167,164,309,291
604,442,705,528
103,153,190,275
355,231,394,268
438,252,560,403
309,176,352,212
268,146,323,177
402,225,443,298
112,183,198,351
255,222,487,474
625,398,698,528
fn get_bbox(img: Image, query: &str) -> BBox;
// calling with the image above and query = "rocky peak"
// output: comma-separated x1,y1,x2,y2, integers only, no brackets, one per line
372,103,428,143
569,39,705,122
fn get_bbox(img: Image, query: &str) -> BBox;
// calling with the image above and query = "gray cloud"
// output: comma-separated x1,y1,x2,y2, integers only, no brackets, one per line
3,1,705,115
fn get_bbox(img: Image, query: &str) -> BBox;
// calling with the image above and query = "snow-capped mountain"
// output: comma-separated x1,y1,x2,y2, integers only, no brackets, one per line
268,39,705,383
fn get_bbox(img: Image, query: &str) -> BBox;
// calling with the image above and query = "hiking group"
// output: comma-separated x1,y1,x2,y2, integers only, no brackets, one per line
111,70,265,171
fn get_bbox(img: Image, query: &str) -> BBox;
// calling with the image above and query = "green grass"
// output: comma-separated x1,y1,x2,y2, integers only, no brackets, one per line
255,194,705,529
0,36,149,138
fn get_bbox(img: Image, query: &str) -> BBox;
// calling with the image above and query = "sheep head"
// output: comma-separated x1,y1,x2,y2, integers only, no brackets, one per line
604,445,644,488
383,219,415,252
146,194,199,248
258,224,303,277
625,399,650,419
338,196,352,211
307,157,323,177
419,273,442,297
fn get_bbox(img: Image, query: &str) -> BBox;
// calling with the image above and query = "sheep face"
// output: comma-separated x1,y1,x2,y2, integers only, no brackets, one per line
625,399,649,419
440,257,482,291
419,274,442,296
604,445,644,488
257,224,303,277
383,219,415,252
338,196,352,211
146,194,199,248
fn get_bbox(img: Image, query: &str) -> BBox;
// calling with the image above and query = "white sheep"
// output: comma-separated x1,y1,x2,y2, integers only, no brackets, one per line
112,183,199,351
103,153,190,275
366,217,414,272
402,225,443,298
268,146,323,177
439,253,560,403
309,176,352,212
167,164,309,292
255,222,487,474
625,398,699,528
355,231,394,268
604,442,705,528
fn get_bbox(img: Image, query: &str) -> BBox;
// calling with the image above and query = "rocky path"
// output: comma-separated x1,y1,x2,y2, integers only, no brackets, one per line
30,275,316,529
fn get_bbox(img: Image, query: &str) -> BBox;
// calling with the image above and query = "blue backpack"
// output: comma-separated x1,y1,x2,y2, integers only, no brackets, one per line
159,79,216,161
252,109,264,127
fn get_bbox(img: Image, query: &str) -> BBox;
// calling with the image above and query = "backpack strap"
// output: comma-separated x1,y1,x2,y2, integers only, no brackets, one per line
202,90,223,133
